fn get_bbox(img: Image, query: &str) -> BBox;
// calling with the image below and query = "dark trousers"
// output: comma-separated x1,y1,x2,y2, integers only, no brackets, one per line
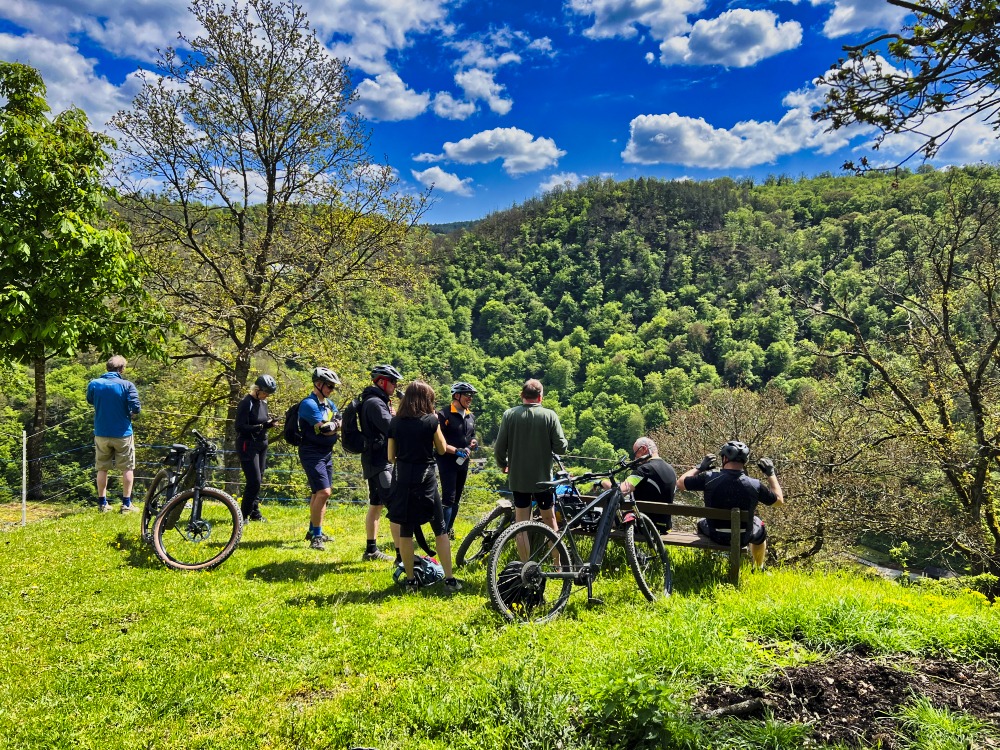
239,445,268,515
438,460,469,532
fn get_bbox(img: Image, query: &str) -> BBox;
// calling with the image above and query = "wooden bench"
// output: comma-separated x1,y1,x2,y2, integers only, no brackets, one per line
634,502,751,587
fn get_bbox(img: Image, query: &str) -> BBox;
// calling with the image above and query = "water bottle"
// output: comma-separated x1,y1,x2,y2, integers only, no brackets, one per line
455,449,468,466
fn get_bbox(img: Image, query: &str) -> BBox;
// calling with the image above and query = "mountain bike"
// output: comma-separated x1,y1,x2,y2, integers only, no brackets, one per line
455,455,597,568
486,454,670,623
146,429,243,571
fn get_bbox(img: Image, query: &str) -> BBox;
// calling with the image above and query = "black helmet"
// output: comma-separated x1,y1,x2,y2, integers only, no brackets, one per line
371,364,402,383
254,374,278,394
451,382,477,396
311,367,341,387
720,440,750,463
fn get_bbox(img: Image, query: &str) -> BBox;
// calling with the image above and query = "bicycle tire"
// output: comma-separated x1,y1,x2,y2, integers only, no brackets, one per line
487,520,573,623
151,487,243,571
141,468,173,543
455,504,513,568
625,512,672,601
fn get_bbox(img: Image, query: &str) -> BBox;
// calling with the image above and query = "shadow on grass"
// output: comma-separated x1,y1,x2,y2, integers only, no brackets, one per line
245,559,366,583
112,532,162,569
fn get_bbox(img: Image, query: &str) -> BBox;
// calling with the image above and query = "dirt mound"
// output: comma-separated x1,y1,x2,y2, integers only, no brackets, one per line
694,651,1000,746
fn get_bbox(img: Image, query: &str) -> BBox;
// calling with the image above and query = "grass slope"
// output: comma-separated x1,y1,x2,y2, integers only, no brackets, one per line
2,501,998,749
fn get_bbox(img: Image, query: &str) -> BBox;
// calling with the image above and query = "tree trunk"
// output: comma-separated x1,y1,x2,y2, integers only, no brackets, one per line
27,355,47,500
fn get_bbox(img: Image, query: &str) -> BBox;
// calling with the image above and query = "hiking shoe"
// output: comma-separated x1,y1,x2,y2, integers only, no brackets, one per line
362,549,394,562
98,503,112,514
443,577,463,592
246,511,266,522
119,503,139,514
304,530,331,542
400,578,421,594
309,535,327,551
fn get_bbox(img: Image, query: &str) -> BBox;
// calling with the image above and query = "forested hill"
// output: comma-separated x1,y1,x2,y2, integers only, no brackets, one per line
387,167,968,454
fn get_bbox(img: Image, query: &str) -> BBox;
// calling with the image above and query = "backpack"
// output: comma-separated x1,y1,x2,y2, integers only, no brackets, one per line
392,555,445,587
339,396,366,454
283,402,303,446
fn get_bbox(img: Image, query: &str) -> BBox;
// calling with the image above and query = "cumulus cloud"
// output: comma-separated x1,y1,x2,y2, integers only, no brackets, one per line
567,0,706,41
353,71,430,121
432,91,477,120
621,82,861,168
422,128,565,175
540,172,581,192
454,69,513,115
807,0,909,38
0,32,139,129
412,166,474,196
657,9,802,67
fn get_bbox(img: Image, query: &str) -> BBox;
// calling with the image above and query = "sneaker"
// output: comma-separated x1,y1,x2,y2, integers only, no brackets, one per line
119,503,139,514
447,528,456,541
443,577,463,592
309,535,326,551
304,530,331,542
246,511,266,522
400,578,421,594
362,549,394,562
98,503,112,514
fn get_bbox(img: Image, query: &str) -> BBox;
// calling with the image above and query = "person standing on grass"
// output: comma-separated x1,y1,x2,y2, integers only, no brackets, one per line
436,382,478,539
235,374,279,522
359,364,402,562
298,367,341,550
493,378,568,530
387,380,461,592
675,440,784,570
87,355,141,514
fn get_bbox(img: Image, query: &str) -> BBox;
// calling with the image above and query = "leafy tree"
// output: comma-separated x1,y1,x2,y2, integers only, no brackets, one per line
0,62,165,498
111,0,427,444
816,0,1000,168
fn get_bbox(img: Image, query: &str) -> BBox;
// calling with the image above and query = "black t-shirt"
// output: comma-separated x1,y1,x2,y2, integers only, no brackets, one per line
683,468,778,534
388,414,439,465
631,457,676,530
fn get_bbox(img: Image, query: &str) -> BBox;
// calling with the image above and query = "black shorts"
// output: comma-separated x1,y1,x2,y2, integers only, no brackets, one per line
367,470,392,506
512,489,554,511
698,516,766,546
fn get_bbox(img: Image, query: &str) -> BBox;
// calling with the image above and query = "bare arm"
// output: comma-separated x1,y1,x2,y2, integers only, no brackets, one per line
433,426,447,456
387,437,396,464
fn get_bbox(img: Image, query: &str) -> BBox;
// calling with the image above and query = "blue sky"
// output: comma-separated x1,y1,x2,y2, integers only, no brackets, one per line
2,0,997,224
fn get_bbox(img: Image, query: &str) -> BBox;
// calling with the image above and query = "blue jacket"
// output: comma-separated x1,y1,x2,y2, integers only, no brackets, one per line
86,372,141,438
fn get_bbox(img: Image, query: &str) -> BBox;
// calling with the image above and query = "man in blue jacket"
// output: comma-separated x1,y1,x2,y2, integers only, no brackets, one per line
86,355,141,513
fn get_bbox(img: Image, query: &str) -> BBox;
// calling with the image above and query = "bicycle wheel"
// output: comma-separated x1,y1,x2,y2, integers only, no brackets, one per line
141,468,173,543
487,520,573,623
625,512,672,601
152,487,243,571
455,505,512,568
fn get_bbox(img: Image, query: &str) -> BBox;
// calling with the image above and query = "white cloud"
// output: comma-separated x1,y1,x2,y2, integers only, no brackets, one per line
431,127,566,175
540,172,581,192
657,9,802,67
807,0,908,38
455,69,513,115
353,72,429,121
567,0,706,41
0,32,139,129
309,0,453,75
621,81,860,168
412,166,474,196
432,91,477,120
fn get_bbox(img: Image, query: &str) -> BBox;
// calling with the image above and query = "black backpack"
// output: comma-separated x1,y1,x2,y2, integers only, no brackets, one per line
283,402,303,446
339,396,366,454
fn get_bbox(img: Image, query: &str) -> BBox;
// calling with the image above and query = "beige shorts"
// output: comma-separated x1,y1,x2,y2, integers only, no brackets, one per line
94,436,136,472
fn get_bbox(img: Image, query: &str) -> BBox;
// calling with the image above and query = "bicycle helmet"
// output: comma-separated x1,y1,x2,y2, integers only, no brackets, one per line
371,364,402,383
451,381,478,396
311,367,341,387
719,440,750,463
254,374,278,394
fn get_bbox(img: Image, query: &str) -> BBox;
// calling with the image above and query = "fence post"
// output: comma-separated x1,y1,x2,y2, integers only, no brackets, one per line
21,429,27,526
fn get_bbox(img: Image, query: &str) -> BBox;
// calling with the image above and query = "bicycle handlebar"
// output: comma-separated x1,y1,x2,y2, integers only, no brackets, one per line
544,453,645,489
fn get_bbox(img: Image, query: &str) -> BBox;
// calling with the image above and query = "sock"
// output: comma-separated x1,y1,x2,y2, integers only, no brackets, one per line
309,524,320,537
98,496,107,505
395,547,402,564
314,526,323,538
366,539,378,553
121,496,132,507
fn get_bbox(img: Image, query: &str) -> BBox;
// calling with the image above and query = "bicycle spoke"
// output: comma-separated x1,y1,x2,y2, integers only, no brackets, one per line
487,521,573,623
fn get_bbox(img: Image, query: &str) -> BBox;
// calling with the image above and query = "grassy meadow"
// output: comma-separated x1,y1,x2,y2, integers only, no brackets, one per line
2,497,999,750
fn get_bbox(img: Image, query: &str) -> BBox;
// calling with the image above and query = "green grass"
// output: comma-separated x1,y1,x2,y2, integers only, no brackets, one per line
2,501,1000,749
